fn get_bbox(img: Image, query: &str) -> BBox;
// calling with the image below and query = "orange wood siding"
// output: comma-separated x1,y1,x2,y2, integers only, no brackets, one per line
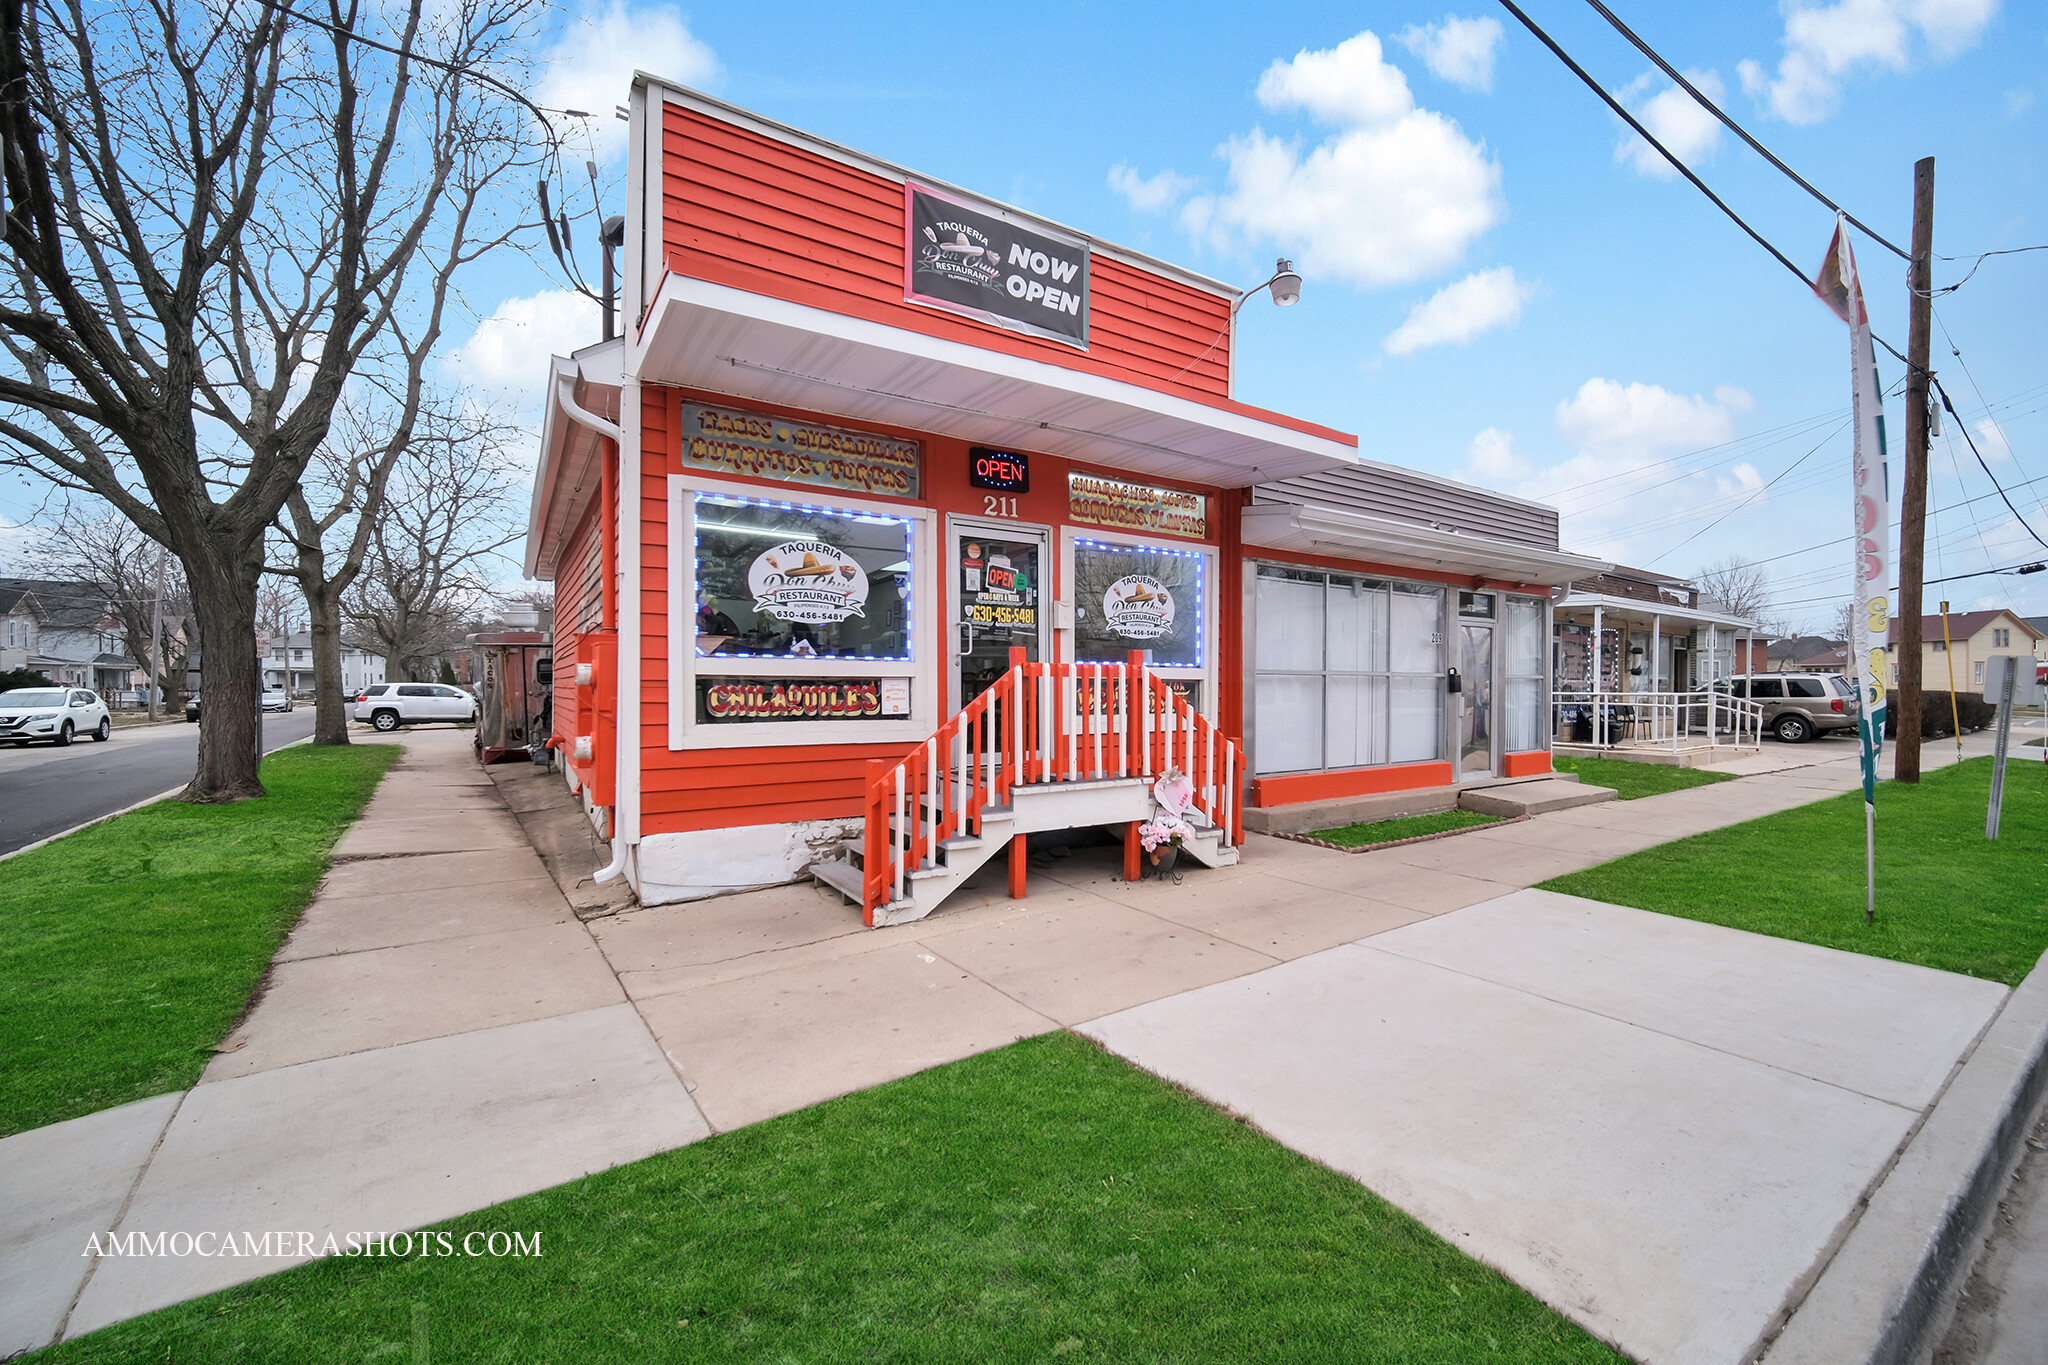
658,103,1237,405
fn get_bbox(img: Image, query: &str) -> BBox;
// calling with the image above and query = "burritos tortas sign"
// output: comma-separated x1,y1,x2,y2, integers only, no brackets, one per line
905,184,1090,349
1103,574,1175,640
747,541,869,624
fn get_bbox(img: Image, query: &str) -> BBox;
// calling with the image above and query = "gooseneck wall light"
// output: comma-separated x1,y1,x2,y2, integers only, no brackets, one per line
1235,258,1302,313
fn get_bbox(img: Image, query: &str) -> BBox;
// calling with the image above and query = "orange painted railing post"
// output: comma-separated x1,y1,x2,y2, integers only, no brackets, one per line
1009,832,1027,899
862,758,886,923
1123,820,1141,882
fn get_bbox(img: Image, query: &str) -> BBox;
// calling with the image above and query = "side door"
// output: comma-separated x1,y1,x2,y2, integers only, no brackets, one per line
395,683,436,720
434,685,472,721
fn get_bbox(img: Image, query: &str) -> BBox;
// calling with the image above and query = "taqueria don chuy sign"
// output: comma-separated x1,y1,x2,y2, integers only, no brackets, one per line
905,184,1090,349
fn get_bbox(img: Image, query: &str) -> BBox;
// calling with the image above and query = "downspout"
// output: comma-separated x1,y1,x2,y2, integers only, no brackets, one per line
555,371,632,886
599,379,643,889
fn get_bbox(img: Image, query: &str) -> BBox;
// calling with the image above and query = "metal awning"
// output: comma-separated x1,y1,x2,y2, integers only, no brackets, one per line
1555,591,1761,632
1241,501,1610,587
526,342,625,580
633,272,1360,489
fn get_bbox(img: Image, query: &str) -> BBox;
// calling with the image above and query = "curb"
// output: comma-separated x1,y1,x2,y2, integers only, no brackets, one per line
1760,949,2048,1365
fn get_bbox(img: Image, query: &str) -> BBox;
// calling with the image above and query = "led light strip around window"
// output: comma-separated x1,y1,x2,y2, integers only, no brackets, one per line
692,491,916,663
1074,537,1205,668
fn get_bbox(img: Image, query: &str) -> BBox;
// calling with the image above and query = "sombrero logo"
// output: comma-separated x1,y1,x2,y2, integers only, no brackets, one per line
747,541,869,624
1103,574,1174,640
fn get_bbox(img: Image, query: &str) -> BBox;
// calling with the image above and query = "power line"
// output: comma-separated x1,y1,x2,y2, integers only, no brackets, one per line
1579,0,1910,260
1642,420,1847,566
1935,377,2048,551
1493,0,1818,292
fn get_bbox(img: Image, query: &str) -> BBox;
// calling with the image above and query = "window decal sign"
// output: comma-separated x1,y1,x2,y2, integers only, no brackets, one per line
1103,574,1175,640
905,184,1090,349
1067,473,1207,539
746,541,870,624
700,679,885,723
681,405,920,498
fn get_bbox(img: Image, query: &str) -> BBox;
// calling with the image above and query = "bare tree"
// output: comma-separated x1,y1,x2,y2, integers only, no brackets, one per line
343,411,522,682
38,507,191,702
0,0,542,800
1830,600,1855,647
1694,557,1774,626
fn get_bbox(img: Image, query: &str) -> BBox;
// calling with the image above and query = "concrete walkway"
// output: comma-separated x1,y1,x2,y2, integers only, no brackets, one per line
0,727,2009,1356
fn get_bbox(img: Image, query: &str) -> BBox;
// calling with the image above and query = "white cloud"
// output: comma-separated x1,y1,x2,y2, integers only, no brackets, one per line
1383,266,1535,354
1974,417,2014,461
1180,30,1502,289
1255,31,1415,126
1107,163,1194,213
537,3,720,161
1616,70,1728,178
2006,89,2034,117
1463,426,1531,482
1740,0,1999,124
1395,15,1505,92
444,289,602,419
1555,378,1753,461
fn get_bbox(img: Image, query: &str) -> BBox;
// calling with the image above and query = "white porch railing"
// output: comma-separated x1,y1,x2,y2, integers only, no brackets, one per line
1553,688,1765,753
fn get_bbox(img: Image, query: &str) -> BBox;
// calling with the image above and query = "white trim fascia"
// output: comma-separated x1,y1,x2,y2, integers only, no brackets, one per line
1243,502,1611,586
625,79,648,361
641,273,1359,475
634,75,1241,304
524,345,628,580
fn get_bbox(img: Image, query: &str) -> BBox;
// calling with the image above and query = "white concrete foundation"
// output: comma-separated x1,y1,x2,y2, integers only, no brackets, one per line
637,819,863,905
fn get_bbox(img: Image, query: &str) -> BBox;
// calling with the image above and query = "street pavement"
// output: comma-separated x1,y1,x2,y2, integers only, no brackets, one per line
0,709,317,855
1936,1097,2048,1364
0,724,2026,1359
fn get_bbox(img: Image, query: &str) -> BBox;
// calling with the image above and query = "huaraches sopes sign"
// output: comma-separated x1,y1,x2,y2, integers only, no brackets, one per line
905,184,1089,348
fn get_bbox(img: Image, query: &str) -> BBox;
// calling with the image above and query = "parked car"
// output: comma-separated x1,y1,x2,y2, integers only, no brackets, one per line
0,687,113,746
260,687,294,713
349,682,477,732
185,694,201,722
1729,673,1859,743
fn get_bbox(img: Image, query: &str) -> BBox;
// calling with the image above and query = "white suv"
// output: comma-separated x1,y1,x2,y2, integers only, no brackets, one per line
350,683,477,732
0,687,113,746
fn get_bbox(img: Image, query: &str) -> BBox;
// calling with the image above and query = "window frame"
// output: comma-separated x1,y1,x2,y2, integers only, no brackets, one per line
1248,560,1447,776
668,474,938,750
1060,527,1217,719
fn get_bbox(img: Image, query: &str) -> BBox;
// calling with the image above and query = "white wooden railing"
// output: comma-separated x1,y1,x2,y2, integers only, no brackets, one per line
1552,688,1765,752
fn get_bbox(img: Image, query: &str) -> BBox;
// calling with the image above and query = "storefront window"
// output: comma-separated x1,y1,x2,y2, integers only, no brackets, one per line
1504,594,1547,754
1072,539,1203,669
1254,566,1444,775
693,492,915,660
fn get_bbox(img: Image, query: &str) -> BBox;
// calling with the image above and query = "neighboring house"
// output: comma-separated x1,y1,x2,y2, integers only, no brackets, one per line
1884,610,2044,693
1769,634,1845,673
262,632,387,696
2026,616,2048,668
0,582,47,675
1553,566,1769,698
0,578,136,693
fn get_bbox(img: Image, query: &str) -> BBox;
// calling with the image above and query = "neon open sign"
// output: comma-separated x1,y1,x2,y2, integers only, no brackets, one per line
969,447,1029,493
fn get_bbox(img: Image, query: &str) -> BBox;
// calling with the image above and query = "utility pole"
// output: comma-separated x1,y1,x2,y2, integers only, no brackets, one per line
146,545,167,721
1895,156,1935,783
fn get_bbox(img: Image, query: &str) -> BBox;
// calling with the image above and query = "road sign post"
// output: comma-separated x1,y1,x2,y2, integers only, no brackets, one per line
1983,656,2038,841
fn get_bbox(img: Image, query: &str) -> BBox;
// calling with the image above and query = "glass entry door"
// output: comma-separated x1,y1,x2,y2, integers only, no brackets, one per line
950,520,1049,712
1459,622,1495,775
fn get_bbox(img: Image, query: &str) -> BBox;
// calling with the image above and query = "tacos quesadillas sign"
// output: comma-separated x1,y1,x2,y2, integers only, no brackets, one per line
747,541,869,624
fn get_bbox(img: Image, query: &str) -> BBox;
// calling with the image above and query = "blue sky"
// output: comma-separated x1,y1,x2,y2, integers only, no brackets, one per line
13,1,2043,636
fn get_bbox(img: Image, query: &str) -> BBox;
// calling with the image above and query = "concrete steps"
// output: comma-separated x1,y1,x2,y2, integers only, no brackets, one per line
1459,778,1617,817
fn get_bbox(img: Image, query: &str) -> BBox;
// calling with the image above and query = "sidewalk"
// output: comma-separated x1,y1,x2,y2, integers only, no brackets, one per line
0,729,2010,1355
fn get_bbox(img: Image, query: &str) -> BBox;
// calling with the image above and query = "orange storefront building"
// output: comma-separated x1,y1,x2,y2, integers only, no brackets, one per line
524,76,1606,919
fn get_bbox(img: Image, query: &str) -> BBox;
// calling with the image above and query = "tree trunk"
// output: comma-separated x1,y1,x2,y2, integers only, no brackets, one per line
306,584,351,746
185,557,265,803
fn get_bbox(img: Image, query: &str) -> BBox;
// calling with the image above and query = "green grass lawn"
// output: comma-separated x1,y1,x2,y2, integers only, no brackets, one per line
28,1033,1622,1365
1309,809,1500,847
0,744,396,1137
1552,753,1737,800
1542,756,2048,986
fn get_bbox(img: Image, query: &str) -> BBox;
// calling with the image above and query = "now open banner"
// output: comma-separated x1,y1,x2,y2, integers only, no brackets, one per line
905,183,1091,348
